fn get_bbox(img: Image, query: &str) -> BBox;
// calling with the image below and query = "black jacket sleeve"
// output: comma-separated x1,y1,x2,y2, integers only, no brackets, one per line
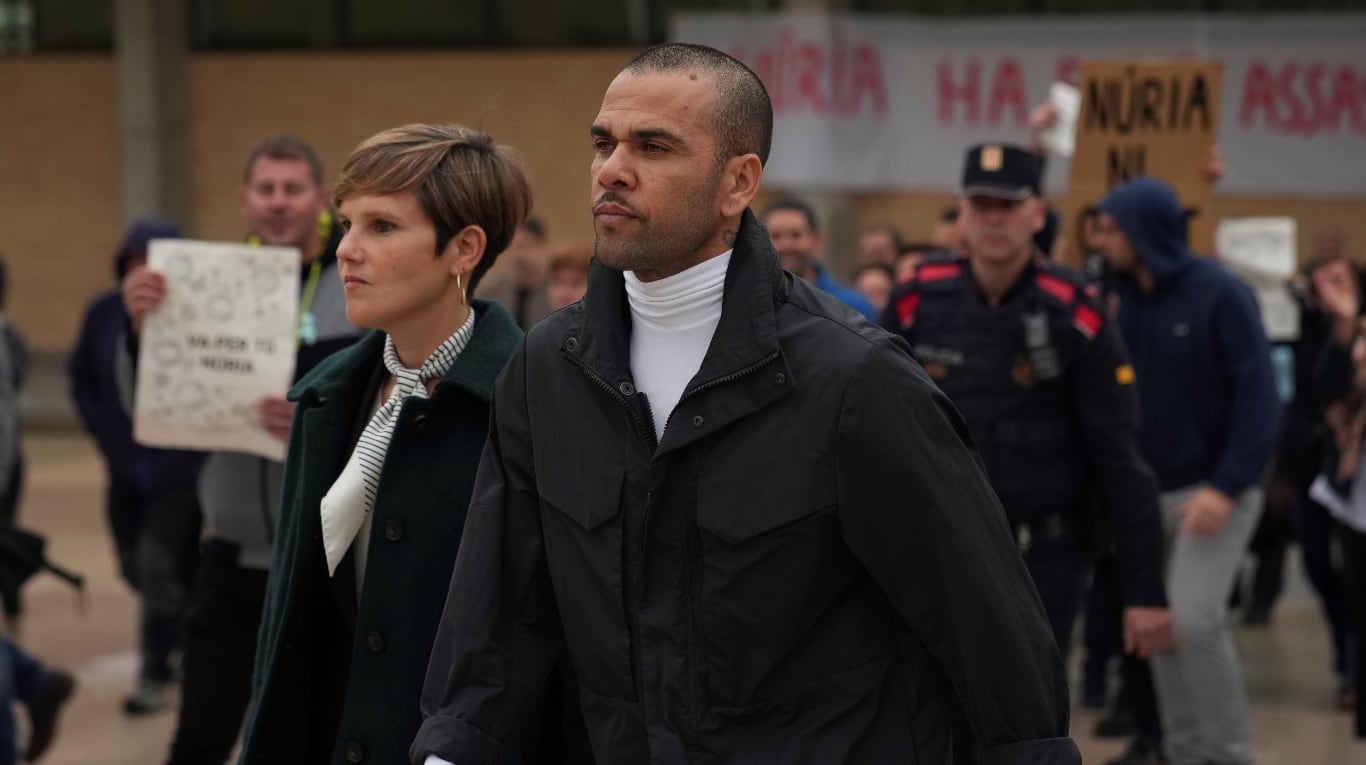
412,341,566,765
834,335,1080,765
1072,318,1167,608
1314,334,1355,406
67,307,104,437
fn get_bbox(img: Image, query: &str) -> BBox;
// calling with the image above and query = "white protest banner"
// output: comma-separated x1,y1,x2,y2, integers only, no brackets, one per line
672,13,1366,197
1217,217,1299,341
133,240,301,461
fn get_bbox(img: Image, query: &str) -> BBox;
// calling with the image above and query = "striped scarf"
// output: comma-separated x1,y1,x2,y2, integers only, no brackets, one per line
319,309,477,575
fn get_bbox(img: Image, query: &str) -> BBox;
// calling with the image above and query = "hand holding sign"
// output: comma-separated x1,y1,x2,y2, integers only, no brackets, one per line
1217,217,1300,342
133,240,301,461
121,267,168,336
1036,82,1080,159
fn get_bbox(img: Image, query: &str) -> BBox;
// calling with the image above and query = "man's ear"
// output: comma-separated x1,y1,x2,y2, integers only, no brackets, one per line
1031,198,1046,235
719,154,764,219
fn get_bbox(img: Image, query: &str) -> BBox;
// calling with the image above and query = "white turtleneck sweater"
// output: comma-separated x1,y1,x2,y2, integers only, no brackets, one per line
623,250,731,441
421,251,731,765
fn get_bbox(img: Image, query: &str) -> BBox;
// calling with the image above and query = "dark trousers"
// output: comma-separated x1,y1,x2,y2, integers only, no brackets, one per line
1246,479,1293,611
1339,520,1366,737
0,635,42,765
0,456,24,619
106,481,201,682
1020,527,1090,660
1082,559,1123,703
1085,557,1162,741
1294,492,1356,683
165,539,268,765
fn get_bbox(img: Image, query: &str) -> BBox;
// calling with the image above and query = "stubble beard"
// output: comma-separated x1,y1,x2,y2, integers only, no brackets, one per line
594,163,724,277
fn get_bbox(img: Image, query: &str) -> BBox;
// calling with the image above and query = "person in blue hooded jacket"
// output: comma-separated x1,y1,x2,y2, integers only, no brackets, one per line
1092,177,1280,765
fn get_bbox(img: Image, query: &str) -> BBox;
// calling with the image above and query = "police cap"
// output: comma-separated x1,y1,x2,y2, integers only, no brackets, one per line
960,144,1042,201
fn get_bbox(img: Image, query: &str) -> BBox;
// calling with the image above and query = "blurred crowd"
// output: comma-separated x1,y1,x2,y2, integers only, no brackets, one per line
0,48,1359,765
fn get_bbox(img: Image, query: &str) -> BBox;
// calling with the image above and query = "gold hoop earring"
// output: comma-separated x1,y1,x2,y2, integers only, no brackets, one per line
456,272,466,306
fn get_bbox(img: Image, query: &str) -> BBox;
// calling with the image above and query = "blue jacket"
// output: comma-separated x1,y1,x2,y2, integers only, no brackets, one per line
1098,178,1279,498
814,265,878,322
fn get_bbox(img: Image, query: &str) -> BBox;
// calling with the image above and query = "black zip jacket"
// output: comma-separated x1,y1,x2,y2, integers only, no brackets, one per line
413,210,1080,765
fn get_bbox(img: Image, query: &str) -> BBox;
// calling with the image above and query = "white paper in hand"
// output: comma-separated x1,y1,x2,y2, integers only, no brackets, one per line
133,239,301,461
1217,217,1300,341
1039,82,1080,159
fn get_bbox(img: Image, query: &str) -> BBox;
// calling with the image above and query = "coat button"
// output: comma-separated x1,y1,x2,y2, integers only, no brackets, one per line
414,414,431,431
345,741,365,762
384,520,403,541
317,395,328,405
774,372,786,386
365,631,385,652
619,381,635,396
691,415,704,429
564,337,578,352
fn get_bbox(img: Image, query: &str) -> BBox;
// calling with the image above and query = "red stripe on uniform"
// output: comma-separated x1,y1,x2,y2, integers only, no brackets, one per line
896,291,921,329
1072,304,1102,339
917,262,962,283
1035,272,1076,305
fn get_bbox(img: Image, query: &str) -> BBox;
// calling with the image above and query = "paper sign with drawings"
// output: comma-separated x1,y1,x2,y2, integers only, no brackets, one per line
133,239,301,461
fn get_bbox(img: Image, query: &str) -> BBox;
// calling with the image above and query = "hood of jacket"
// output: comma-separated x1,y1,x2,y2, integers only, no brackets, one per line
116,217,181,280
1096,176,1193,290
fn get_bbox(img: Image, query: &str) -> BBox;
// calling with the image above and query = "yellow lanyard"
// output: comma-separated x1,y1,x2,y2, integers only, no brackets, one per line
248,211,332,347
296,259,322,347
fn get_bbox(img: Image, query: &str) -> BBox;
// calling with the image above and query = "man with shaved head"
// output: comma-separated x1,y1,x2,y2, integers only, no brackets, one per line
414,43,1078,765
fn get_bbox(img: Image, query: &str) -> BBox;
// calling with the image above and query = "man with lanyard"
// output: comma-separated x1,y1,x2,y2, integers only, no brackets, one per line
881,144,1173,663
121,133,362,765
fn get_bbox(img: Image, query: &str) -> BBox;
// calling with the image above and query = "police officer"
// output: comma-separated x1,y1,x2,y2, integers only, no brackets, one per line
881,144,1173,660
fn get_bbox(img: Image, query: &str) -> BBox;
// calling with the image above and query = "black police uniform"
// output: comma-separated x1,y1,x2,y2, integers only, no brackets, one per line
881,254,1166,657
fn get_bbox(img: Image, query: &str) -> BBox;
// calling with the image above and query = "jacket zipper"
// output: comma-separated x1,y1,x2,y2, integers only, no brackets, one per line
665,349,781,754
563,352,657,452
563,350,658,704
661,350,782,434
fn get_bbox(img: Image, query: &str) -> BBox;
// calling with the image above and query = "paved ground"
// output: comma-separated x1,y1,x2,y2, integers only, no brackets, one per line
8,432,1365,764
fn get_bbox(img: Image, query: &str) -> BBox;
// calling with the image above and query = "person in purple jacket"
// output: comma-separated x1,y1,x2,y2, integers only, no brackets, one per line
1093,177,1280,765
67,217,205,715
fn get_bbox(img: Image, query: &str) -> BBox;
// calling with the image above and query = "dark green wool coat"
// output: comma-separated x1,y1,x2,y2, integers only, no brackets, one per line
239,299,521,765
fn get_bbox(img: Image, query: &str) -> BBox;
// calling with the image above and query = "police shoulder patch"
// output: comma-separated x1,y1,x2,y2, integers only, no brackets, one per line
1034,270,1078,306
917,260,964,284
1072,303,1102,340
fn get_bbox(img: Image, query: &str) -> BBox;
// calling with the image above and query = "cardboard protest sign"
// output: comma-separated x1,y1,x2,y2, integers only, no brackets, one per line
133,240,301,461
1060,59,1223,267
1217,217,1299,341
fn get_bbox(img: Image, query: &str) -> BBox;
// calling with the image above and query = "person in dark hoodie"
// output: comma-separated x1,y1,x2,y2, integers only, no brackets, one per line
1093,177,1280,765
68,217,206,715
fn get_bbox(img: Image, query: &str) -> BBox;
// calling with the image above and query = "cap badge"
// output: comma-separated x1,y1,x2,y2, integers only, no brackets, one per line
981,146,1003,172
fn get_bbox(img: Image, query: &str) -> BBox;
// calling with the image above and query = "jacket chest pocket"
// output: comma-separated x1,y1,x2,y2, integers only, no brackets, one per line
695,468,836,544
535,452,635,701
693,456,843,706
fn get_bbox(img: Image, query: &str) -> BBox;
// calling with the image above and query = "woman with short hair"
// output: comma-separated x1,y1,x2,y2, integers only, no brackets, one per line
238,123,539,763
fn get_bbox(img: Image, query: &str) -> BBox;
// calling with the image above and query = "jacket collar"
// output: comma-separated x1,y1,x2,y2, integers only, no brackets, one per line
291,298,522,405
568,208,787,388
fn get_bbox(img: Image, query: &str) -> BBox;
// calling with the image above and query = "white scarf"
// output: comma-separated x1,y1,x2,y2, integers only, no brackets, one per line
318,309,477,575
